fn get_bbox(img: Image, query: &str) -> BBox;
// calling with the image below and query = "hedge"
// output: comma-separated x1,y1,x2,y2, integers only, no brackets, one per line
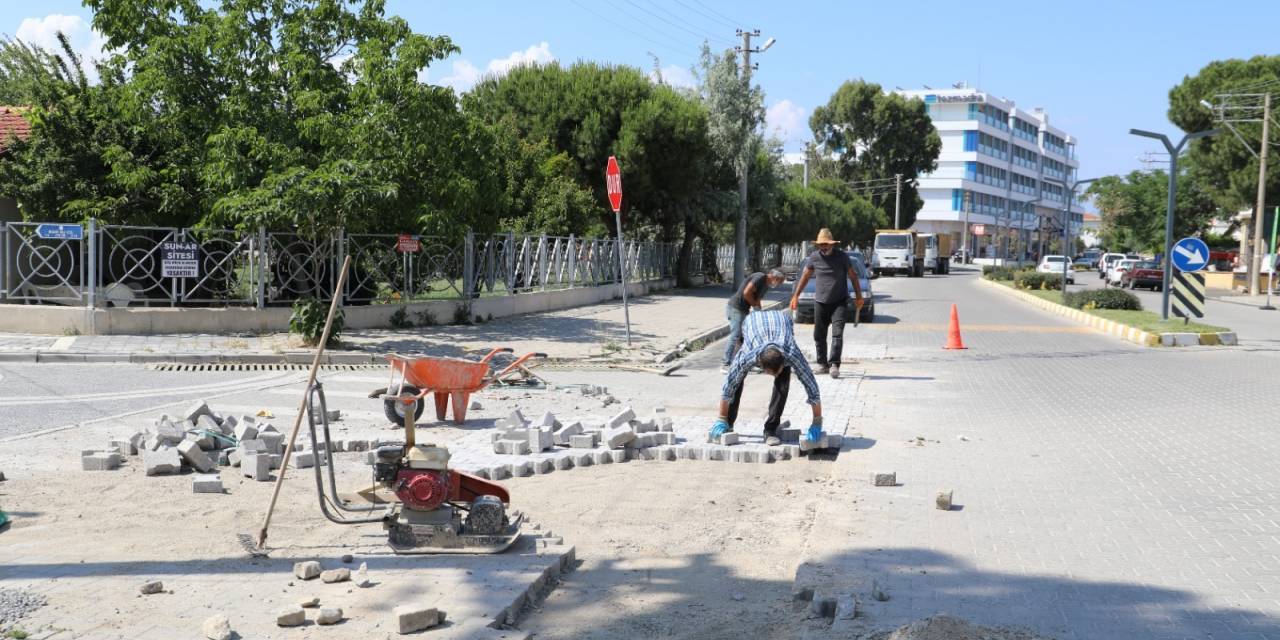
1013,272,1063,291
1062,288,1142,311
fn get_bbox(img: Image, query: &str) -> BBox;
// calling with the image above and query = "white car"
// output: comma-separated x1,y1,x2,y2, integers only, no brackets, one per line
1107,259,1138,286
1098,252,1127,279
1037,255,1075,284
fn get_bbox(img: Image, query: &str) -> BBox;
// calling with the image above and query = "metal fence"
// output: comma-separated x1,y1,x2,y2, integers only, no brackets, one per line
0,220,685,308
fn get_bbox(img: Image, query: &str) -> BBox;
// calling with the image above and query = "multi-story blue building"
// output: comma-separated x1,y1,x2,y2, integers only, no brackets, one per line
895,86,1083,260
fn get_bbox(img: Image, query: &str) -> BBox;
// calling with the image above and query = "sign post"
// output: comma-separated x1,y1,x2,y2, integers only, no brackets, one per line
606,156,631,346
1170,236,1209,323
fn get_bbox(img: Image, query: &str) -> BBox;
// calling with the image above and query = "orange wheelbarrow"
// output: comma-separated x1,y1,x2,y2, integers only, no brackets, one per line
368,348,546,425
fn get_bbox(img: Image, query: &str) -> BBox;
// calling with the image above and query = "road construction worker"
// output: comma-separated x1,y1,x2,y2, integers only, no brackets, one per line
722,268,786,372
789,228,864,379
710,309,824,446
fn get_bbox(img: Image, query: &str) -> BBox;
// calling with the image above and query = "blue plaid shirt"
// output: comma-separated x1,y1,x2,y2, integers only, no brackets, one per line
721,310,821,406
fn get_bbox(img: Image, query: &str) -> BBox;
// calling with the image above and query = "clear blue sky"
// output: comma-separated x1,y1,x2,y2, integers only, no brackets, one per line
5,0,1280,182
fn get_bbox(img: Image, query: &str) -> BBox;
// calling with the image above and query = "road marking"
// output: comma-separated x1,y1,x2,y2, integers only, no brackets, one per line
0,372,300,407
264,388,372,399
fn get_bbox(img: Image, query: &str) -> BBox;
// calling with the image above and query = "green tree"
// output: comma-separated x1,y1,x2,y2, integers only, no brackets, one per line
809,80,940,228
1086,169,1218,255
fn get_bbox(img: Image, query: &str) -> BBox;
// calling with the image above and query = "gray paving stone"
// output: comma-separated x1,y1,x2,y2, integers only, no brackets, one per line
192,473,223,494
144,447,181,476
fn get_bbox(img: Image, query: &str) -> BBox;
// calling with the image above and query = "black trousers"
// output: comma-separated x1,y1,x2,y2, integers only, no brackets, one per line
726,365,790,436
813,299,848,367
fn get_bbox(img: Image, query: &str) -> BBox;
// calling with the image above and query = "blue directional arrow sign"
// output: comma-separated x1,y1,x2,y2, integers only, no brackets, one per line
1171,236,1209,272
35,223,83,241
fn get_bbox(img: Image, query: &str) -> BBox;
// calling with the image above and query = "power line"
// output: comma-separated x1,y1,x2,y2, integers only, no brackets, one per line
689,0,742,29
568,0,700,59
626,0,739,47
601,0,715,56
669,0,740,33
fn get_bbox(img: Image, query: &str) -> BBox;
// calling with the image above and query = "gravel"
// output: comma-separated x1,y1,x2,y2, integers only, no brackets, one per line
0,587,47,629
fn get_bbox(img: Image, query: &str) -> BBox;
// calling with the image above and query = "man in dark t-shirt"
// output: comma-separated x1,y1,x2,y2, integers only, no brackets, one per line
789,228,864,379
723,269,785,370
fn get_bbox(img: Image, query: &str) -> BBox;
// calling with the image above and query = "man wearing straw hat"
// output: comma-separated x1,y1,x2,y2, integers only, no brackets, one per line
789,228,864,379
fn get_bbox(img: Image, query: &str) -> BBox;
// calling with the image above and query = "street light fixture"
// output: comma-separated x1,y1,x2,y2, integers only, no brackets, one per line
760,37,776,52
1129,127,1221,319
1043,177,1098,295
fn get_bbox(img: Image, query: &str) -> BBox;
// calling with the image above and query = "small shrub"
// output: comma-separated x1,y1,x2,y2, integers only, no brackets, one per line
1013,272,1063,291
389,307,413,329
452,304,471,325
289,296,344,347
1063,289,1142,311
983,265,1031,281
415,309,437,326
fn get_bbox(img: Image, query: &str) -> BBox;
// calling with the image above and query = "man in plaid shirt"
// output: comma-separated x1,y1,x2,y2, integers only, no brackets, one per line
711,309,825,446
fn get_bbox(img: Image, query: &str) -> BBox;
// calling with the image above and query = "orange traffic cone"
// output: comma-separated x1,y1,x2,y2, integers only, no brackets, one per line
943,303,967,350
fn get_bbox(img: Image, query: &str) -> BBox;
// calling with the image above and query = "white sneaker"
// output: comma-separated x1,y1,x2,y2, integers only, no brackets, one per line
719,366,729,374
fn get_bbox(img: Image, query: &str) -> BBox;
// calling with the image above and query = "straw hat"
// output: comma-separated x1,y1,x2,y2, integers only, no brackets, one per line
813,228,838,245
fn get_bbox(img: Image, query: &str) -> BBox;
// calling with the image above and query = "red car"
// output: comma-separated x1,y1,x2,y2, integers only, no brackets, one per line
1122,260,1164,290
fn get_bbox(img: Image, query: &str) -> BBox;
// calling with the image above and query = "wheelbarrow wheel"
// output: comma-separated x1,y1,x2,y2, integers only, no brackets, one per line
383,385,426,426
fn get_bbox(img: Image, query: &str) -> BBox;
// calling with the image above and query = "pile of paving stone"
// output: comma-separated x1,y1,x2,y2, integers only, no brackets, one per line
81,399,377,494
0,587,46,631
490,406,676,455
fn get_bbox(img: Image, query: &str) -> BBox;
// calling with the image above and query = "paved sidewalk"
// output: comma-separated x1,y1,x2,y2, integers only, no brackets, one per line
0,285,782,364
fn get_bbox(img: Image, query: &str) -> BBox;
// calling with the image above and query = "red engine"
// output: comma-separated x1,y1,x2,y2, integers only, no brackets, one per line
394,469,457,511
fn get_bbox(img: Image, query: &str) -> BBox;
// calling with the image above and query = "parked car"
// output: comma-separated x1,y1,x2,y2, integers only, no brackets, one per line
1098,252,1127,278
793,252,874,324
1122,260,1164,290
1078,249,1103,269
1107,259,1139,286
1037,255,1075,284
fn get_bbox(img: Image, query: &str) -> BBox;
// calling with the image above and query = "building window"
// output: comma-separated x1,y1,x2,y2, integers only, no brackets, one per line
1013,145,1038,170
976,132,1008,161
1013,118,1038,143
1043,131,1067,157
969,103,1010,131
963,130,977,152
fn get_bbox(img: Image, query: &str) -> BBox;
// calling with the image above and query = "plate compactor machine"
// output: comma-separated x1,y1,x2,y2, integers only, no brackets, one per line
304,381,523,554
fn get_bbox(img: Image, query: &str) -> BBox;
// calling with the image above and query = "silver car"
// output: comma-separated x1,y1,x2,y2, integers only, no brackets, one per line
792,252,874,324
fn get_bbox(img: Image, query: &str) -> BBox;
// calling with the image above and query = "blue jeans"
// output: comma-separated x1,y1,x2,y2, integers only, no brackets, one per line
723,304,747,366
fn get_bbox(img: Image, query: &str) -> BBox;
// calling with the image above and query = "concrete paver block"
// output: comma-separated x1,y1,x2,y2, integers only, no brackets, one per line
394,605,442,634
715,432,740,446
259,432,284,455
81,452,122,471
128,431,147,452
652,432,676,446
571,452,594,467
609,449,629,463
569,434,598,448
192,473,223,494
294,561,322,580
320,568,350,583
494,439,532,455
294,451,316,469
529,428,554,452
605,425,637,449
316,607,343,625
276,605,305,627
799,435,829,453
511,461,533,477
607,406,636,429
228,450,242,467
872,472,897,487
593,450,613,465
536,411,559,428
233,423,258,443
154,419,185,446
139,580,164,595
243,453,271,481
488,464,512,480
108,438,136,456
633,418,657,433
184,399,213,424
177,440,215,473
533,458,555,474
554,455,575,471
507,408,528,427
144,447,181,476
936,490,954,511
657,416,674,431
268,454,282,470
553,421,584,445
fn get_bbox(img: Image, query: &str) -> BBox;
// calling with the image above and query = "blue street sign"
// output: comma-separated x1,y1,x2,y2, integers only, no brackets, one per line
35,223,83,241
1171,237,1209,272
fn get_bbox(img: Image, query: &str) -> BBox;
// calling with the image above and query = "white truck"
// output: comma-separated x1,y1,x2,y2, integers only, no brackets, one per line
871,230,950,277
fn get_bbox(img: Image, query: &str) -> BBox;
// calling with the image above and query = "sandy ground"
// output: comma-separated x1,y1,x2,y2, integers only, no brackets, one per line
511,460,839,640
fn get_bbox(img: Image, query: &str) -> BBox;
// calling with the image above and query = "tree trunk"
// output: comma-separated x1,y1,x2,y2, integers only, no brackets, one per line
677,216,697,288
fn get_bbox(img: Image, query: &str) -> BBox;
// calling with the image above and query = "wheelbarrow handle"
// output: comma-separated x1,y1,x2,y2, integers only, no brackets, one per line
479,347,515,363
494,352,547,377
402,387,431,405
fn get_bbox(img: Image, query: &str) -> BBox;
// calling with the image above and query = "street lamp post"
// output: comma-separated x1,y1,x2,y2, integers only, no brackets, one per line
1044,177,1098,294
1016,197,1043,265
1129,127,1221,319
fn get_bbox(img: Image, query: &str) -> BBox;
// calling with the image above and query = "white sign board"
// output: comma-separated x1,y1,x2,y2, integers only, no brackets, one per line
161,241,200,279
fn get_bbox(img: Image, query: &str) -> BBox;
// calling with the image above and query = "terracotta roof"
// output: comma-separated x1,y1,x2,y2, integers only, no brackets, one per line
1082,213,1100,222
0,107,31,153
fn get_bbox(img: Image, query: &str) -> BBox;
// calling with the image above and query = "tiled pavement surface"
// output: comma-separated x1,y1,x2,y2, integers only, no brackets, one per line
796,269,1280,639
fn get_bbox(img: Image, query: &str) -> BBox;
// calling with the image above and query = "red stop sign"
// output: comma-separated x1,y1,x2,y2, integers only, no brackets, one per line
606,156,622,213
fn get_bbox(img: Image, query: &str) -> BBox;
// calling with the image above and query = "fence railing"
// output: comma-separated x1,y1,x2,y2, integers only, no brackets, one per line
0,221,687,308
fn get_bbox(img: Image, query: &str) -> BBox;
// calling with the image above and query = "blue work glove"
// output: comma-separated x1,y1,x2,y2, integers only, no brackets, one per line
709,418,731,440
804,425,824,443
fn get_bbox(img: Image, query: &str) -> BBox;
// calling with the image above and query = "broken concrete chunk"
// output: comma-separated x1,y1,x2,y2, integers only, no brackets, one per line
202,613,232,640
177,440,216,473
299,597,320,608
320,568,350,584
469,398,482,410
872,472,896,487
294,561,322,580
276,605,306,627
144,447,181,476
316,607,343,625
394,605,442,634
192,473,223,494
139,580,164,595
936,490,954,511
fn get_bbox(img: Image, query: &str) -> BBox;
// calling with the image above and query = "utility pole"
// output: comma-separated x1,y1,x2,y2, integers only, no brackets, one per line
803,156,809,188
732,29,773,288
1251,93,1271,296
893,173,902,228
